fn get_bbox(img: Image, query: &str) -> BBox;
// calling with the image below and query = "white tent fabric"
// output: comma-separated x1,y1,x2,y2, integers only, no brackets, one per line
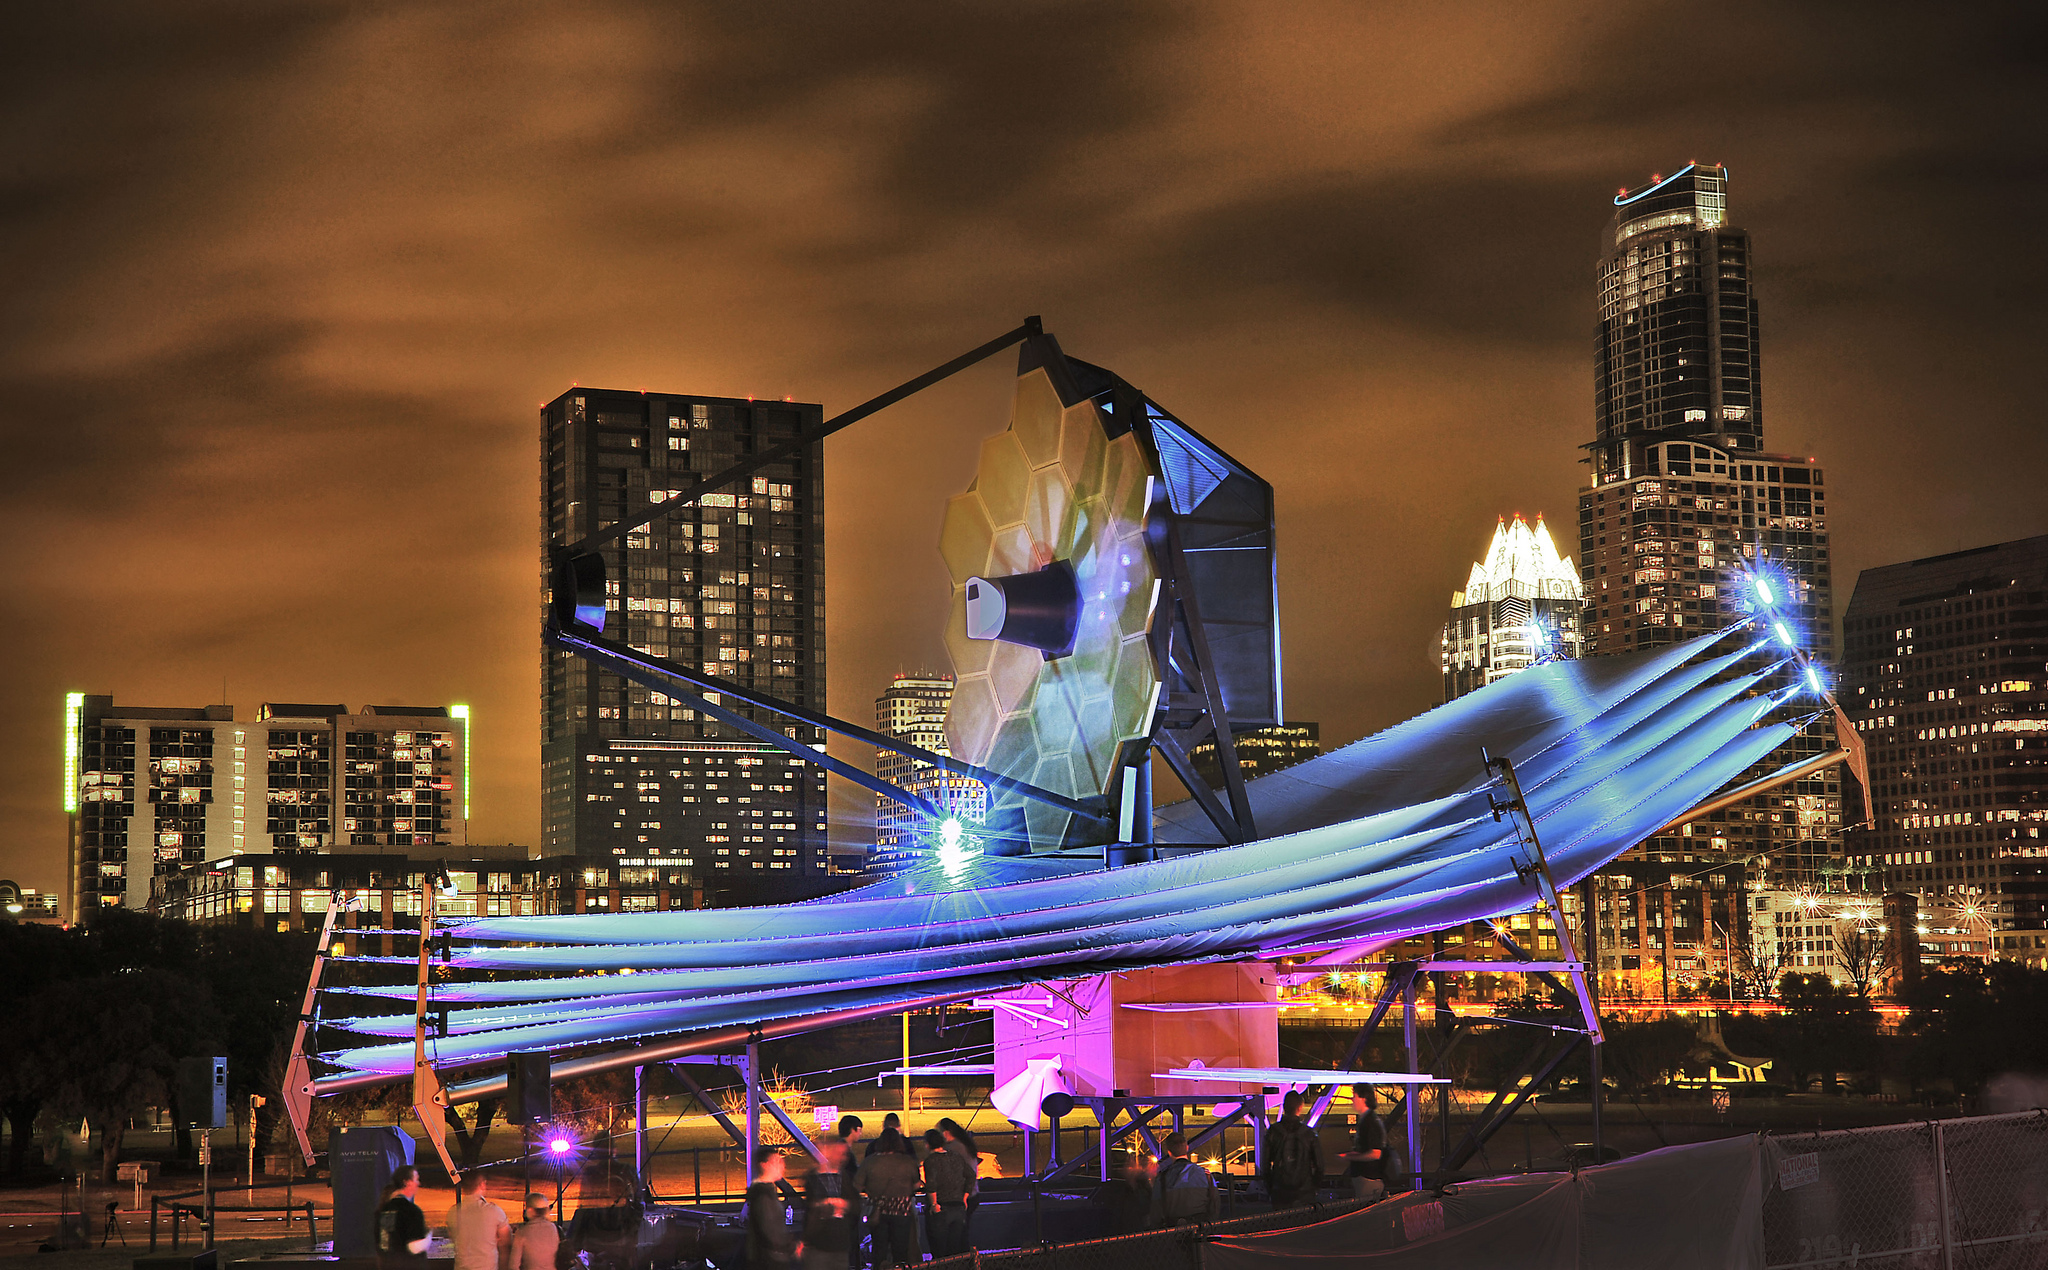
1206,1135,1765,1269
310,624,1818,1089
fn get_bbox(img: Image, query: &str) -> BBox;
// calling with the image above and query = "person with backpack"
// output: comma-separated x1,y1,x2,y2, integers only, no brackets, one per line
1339,1084,1387,1203
1152,1133,1220,1227
854,1130,921,1269
1260,1091,1325,1209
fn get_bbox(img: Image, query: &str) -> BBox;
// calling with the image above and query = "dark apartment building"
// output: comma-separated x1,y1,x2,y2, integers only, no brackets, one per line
1840,535,2048,969
540,387,830,904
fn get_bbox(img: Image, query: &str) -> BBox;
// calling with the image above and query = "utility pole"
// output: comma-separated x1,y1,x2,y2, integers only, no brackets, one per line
199,1128,213,1249
901,1012,911,1114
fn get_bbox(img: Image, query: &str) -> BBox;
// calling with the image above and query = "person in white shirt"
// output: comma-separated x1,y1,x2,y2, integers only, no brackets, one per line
446,1172,512,1270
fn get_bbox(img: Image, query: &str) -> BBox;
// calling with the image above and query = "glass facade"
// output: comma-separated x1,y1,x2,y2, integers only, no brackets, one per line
1577,166,1842,897
65,698,468,923
1591,163,1760,483
871,673,986,877
539,388,830,902
1839,535,2048,968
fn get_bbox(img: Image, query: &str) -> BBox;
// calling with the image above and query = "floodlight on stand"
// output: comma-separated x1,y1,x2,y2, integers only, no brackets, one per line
964,562,1082,657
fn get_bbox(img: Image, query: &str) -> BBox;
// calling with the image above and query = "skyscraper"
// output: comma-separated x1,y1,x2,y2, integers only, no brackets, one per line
1576,163,1843,892
1839,535,2048,969
65,695,469,923
539,388,830,902
871,673,985,876
1590,163,1758,484
1441,515,1586,701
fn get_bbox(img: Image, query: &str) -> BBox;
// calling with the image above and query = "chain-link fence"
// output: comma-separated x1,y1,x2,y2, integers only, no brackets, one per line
1754,1111,2047,1268
927,1199,1374,1270
914,1112,2046,1270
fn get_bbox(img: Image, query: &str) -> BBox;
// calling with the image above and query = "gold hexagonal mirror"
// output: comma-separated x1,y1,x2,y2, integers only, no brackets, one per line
941,343,1163,850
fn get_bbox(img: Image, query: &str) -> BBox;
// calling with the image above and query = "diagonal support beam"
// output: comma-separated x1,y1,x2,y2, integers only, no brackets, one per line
284,893,353,1165
1158,516,1257,839
1485,751,1603,1045
665,1063,749,1152
554,626,1104,825
1153,727,1245,843
576,318,1042,554
1442,1034,1586,1177
1307,962,1419,1125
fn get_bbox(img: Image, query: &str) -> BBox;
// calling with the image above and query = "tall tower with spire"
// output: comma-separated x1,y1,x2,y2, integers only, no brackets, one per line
1442,515,1587,701
1576,163,1845,898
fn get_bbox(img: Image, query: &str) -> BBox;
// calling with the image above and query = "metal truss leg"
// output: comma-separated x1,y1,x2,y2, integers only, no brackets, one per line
743,1043,760,1161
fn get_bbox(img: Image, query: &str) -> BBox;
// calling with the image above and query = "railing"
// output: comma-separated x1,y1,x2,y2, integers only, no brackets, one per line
147,1188,320,1252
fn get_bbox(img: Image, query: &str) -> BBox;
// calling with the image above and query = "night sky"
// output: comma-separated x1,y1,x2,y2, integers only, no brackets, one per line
4,2,2044,893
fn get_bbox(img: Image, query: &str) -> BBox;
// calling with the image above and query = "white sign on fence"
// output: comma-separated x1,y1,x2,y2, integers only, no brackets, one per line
1778,1152,1820,1191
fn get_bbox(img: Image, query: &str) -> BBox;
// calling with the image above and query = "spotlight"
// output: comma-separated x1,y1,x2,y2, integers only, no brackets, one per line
935,815,977,877
1753,576,1776,606
548,1135,573,1157
1773,622,1796,649
1805,666,1825,694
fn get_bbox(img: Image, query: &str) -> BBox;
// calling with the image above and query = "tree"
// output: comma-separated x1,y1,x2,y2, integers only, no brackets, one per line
1833,923,1886,1001
32,969,223,1179
1597,1016,1705,1093
1733,930,1793,1003
444,1099,502,1172
1719,975,1880,1094
0,920,76,1175
1901,962,2048,1098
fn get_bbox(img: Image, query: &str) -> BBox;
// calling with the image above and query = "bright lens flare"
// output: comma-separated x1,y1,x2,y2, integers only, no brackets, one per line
936,816,976,878
548,1137,572,1156
1754,577,1776,606
1805,666,1824,693
1774,622,1796,648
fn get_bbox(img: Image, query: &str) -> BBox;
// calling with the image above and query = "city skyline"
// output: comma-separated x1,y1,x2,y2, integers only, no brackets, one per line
4,5,2046,894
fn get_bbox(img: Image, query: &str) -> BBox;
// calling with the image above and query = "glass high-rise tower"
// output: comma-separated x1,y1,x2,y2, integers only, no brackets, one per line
870,672,985,877
539,388,830,904
1590,163,1760,484
1576,163,1844,953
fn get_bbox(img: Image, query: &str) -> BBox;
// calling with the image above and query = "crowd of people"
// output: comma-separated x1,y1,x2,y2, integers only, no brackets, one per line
747,1114,982,1270
375,1167,559,1270
369,1089,1390,1270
